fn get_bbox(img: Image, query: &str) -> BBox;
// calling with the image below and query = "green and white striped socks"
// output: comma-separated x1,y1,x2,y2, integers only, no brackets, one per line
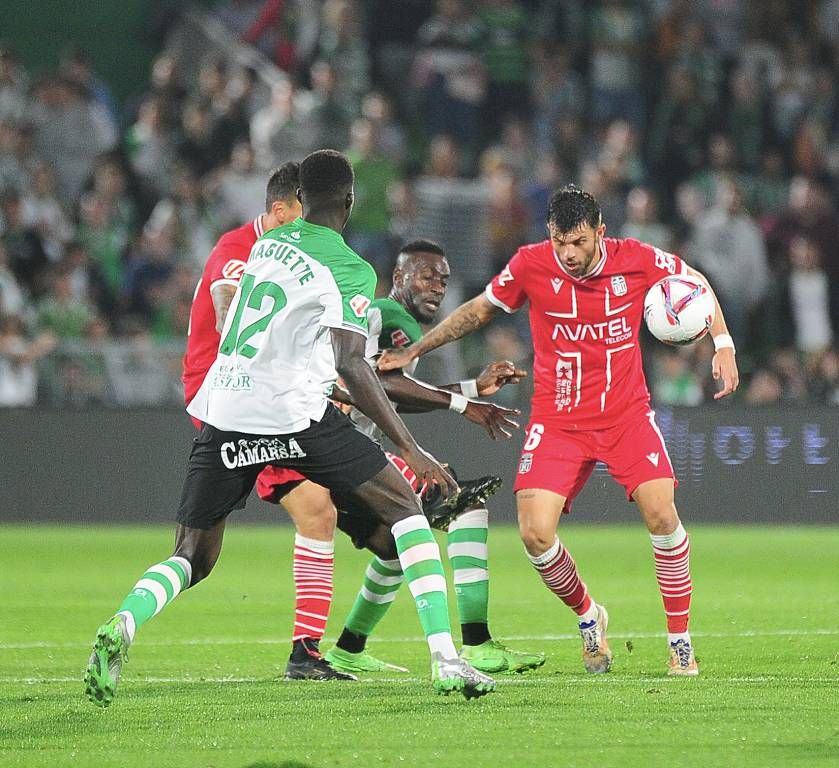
344,556,404,637
115,556,192,642
447,508,489,625
391,514,457,659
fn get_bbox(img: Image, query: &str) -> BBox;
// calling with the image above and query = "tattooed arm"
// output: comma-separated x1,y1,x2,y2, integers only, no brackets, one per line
378,294,502,371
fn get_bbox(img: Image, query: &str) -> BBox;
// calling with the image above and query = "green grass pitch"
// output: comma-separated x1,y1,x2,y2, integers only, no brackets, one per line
2,524,837,768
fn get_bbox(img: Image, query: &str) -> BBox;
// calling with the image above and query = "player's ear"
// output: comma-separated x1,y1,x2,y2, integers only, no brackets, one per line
392,267,403,288
296,187,302,204
596,222,606,238
345,191,354,211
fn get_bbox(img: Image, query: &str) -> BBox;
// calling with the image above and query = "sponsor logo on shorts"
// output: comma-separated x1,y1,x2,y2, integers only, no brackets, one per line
518,452,533,474
220,437,307,469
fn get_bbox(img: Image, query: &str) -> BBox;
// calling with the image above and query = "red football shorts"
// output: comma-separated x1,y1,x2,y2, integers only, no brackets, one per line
255,464,306,503
514,409,676,509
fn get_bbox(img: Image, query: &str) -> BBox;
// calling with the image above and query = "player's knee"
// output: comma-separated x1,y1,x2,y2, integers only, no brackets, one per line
519,523,555,556
645,502,679,535
366,525,398,560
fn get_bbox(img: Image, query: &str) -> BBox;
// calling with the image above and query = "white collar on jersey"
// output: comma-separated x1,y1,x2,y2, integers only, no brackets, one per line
253,215,265,238
552,238,608,282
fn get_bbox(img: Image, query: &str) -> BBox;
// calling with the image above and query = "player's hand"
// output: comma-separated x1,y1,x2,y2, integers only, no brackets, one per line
463,400,521,440
378,345,419,371
712,348,739,400
476,360,528,396
402,444,459,499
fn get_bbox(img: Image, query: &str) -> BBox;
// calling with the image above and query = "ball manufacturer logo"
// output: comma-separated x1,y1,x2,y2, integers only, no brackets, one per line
350,294,371,318
221,260,247,280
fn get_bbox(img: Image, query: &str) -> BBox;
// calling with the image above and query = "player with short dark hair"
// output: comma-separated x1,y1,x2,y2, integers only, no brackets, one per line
324,240,546,675
182,160,352,682
380,184,739,676
85,149,496,705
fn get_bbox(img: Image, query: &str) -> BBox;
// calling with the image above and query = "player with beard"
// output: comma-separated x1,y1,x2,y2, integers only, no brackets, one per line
379,185,739,676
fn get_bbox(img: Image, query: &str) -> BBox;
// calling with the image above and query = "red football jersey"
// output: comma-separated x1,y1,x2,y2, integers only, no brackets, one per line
182,216,265,404
486,237,687,429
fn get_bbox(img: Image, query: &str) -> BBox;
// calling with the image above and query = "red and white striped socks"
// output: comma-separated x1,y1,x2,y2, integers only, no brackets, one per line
291,534,334,642
527,537,595,618
650,523,692,642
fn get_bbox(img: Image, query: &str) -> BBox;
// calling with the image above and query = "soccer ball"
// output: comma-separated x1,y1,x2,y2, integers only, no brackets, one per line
643,275,715,345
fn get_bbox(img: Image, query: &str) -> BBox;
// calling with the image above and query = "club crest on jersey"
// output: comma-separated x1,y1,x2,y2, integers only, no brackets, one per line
611,275,627,296
518,452,533,474
221,259,247,280
390,329,410,348
350,294,371,318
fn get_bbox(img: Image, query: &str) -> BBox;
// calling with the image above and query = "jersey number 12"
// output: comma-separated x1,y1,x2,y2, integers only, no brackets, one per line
219,274,287,358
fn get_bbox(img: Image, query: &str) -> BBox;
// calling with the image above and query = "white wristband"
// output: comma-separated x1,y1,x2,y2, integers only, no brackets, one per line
713,333,735,352
459,379,479,398
449,392,468,413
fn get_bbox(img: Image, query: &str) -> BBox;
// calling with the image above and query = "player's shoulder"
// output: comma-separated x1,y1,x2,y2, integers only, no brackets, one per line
604,237,658,267
372,296,419,328
514,239,554,264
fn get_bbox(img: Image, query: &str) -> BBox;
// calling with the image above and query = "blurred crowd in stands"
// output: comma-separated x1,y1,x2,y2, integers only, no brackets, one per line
1,0,838,407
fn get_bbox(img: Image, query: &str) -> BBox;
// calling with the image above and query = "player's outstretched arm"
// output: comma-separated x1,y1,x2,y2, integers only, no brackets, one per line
332,328,458,497
685,266,739,400
376,369,521,440
378,294,502,371
437,360,528,397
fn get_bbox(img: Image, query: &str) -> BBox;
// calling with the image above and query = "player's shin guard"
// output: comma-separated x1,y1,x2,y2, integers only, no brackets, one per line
392,514,457,659
291,534,334,642
115,556,192,642
526,537,593,616
447,509,490,645
650,524,692,637
343,556,404,642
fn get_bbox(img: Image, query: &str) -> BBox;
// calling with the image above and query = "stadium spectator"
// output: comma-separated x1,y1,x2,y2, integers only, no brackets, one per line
651,349,704,407
0,239,28,318
344,117,401,276
787,235,834,358
477,0,532,134
0,189,50,297
588,0,648,129
29,76,114,201
413,0,486,149
621,187,674,252
0,313,55,406
37,266,97,340
687,178,769,352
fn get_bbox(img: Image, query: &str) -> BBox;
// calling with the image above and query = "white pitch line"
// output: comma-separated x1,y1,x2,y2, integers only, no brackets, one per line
1,675,837,685
1,628,837,651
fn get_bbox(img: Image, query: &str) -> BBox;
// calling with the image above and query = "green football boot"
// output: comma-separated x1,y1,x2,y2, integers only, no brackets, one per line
324,646,409,673
84,614,130,707
461,639,546,674
430,653,495,699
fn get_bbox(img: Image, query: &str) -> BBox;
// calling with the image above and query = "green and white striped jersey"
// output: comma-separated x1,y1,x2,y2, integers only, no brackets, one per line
188,218,376,434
